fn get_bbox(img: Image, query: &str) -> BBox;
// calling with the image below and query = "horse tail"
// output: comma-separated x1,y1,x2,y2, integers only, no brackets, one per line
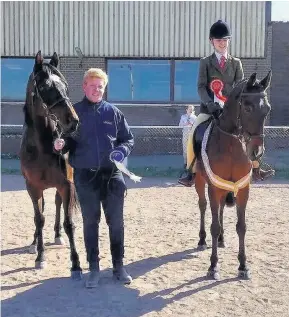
68,181,80,216
225,192,236,207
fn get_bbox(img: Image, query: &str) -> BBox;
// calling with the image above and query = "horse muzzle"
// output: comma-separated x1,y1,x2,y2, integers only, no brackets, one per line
247,137,265,161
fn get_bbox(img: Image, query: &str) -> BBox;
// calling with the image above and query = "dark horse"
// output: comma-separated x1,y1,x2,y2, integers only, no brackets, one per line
194,71,272,280
20,51,82,279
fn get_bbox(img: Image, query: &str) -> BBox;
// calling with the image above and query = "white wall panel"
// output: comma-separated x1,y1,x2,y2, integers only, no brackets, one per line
1,1,267,58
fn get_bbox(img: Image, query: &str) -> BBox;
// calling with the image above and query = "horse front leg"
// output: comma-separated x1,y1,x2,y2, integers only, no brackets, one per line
29,194,45,254
58,182,82,280
195,173,207,250
207,186,222,280
54,190,65,245
26,182,46,268
236,186,251,279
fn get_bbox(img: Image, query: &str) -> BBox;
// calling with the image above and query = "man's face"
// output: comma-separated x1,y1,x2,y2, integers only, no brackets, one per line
83,77,106,103
211,38,230,54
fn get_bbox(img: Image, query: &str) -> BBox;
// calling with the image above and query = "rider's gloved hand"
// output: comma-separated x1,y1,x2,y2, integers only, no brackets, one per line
212,107,223,119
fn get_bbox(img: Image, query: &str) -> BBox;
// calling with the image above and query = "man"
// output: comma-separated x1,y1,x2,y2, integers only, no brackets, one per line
54,68,134,288
178,20,274,187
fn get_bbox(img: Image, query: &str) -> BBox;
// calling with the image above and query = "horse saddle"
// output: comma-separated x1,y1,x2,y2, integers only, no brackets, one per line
193,117,213,160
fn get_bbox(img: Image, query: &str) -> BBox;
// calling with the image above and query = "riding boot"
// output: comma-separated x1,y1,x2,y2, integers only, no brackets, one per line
112,260,132,284
252,167,275,181
178,170,196,187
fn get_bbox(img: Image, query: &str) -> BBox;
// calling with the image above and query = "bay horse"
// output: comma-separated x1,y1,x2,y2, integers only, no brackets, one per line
194,71,272,280
20,51,82,279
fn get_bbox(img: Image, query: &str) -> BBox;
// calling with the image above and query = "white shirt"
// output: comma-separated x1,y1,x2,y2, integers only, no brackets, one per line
214,50,228,63
179,113,197,135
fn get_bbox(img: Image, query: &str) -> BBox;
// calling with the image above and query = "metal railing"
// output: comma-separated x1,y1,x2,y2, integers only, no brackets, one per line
1,125,289,177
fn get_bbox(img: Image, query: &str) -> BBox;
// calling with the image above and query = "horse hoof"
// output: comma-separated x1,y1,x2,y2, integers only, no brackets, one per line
29,245,37,254
54,237,65,245
35,261,47,269
207,270,220,280
198,244,207,251
238,269,251,280
71,270,83,280
218,241,227,248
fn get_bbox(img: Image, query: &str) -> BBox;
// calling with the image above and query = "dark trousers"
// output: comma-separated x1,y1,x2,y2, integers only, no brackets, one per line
74,168,126,270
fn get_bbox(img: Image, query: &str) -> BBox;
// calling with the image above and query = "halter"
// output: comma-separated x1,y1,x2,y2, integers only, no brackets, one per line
215,91,267,145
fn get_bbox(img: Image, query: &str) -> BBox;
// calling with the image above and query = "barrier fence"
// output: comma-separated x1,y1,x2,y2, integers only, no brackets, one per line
1,125,289,178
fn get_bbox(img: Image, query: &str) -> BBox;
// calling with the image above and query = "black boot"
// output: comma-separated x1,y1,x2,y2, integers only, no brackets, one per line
178,170,195,187
252,167,275,181
85,262,100,288
113,260,132,284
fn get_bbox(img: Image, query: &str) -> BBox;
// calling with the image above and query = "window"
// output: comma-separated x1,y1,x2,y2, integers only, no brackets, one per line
107,59,200,103
1,58,34,101
174,60,200,102
107,60,171,102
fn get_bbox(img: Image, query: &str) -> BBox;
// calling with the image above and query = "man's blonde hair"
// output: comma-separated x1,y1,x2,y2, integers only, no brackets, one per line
83,68,108,86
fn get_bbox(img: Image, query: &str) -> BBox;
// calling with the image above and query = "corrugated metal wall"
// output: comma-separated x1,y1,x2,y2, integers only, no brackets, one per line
1,1,267,58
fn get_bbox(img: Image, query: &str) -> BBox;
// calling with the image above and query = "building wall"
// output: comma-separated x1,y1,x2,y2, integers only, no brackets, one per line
270,22,289,125
1,1,267,58
59,57,106,104
58,24,272,126
3,23,289,127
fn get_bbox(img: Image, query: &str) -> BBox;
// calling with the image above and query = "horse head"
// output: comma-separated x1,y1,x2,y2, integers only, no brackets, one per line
24,50,79,138
221,71,272,161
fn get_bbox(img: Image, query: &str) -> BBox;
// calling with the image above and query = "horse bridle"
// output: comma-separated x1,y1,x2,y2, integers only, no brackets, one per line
216,91,267,145
31,72,70,138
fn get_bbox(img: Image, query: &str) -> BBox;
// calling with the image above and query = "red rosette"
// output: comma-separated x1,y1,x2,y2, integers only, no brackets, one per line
210,79,227,102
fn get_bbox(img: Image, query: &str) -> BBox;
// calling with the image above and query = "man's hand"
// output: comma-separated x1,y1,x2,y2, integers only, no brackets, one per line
54,138,65,151
109,149,125,163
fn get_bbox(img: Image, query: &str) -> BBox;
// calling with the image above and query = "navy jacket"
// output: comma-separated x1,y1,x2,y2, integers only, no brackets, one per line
67,97,134,169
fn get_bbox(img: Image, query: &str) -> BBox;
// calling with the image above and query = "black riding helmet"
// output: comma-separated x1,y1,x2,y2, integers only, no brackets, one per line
209,20,231,39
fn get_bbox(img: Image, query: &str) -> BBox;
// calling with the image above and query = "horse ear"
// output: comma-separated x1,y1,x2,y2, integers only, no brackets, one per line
247,72,257,87
34,50,43,73
35,50,43,65
50,52,59,68
260,70,272,91
224,80,247,107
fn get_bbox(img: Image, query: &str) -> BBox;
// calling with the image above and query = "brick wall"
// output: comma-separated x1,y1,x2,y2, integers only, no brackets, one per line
270,22,289,125
59,57,106,104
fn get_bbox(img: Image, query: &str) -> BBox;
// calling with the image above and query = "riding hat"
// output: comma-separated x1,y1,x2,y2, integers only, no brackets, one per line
209,20,231,39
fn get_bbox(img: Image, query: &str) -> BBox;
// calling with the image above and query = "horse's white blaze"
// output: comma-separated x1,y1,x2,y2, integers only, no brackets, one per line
50,74,65,89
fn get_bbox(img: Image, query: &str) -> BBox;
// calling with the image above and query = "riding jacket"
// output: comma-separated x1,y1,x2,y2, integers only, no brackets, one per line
198,53,244,114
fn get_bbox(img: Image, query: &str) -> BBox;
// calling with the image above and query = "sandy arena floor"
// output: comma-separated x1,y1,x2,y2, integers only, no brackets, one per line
1,175,289,317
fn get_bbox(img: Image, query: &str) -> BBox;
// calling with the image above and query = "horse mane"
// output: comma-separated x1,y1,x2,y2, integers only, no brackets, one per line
23,73,35,126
